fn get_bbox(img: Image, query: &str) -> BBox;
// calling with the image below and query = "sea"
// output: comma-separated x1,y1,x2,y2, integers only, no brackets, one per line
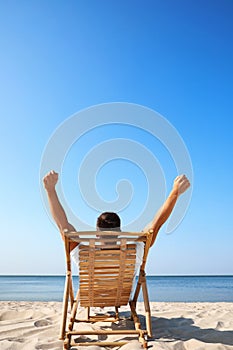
0,275,233,302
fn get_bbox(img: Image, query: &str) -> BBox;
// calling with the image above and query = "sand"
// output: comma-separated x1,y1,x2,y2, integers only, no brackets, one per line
0,301,233,349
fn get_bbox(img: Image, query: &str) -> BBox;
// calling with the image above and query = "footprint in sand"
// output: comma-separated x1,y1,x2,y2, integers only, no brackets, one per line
34,319,52,327
0,309,45,322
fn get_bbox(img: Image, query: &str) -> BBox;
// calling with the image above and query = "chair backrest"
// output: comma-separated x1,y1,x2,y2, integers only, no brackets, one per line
64,231,152,308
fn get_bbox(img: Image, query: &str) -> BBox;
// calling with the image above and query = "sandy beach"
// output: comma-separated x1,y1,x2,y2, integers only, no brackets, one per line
1,301,233,349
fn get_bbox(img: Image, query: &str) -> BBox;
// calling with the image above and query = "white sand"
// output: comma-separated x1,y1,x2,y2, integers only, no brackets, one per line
0,301,233,349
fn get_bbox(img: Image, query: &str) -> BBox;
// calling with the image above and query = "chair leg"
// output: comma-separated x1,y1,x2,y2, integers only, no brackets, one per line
59,274,70,340
132,278,142,304
68,289,80,331
129,301,148,348
131,276,141,320
129,301,142,331
69,275,74,308
141,280,152,337
63,334,71,349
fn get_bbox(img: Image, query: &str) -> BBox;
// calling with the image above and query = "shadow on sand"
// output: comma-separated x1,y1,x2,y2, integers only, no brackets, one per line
111,311,233,347
149,315,233,346
72,310,233,347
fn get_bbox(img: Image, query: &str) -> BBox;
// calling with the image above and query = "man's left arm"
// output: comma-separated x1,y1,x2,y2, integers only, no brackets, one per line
143,175,190,247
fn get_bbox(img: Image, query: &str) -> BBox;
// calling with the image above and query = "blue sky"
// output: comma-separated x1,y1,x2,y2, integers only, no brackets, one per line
0,0,232,275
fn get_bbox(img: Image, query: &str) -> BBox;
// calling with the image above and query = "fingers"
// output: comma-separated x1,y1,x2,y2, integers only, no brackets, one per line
175,174,190,194
43,170,59,186
175,174,187,182
175,174,189,183
46,170,57,176
180,181,190,192
173,174,190,195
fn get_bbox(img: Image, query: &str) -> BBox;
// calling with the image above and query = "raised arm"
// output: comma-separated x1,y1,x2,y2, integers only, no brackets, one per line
143,174,190,247
43,170,77,247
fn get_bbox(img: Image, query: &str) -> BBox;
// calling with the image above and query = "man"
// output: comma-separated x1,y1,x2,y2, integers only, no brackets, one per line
43,171,190,250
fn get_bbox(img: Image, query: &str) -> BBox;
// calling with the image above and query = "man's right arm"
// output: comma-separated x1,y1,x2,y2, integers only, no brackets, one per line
43,170,76,243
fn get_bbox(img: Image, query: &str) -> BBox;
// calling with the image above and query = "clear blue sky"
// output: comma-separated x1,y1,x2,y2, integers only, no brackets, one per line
0,0,232,275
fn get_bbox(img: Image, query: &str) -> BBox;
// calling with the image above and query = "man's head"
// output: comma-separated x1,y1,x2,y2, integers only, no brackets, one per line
96,212,121,231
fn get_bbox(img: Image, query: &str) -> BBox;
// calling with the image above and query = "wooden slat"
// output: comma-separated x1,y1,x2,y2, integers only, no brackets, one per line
70,341,129,347
80,280,133,285
80,281,133,286
79,245,137,251
66,230,148,236
79,273,134,277
79,255,136,261
80,247,137,253
69,329,146,335
82,262,135,266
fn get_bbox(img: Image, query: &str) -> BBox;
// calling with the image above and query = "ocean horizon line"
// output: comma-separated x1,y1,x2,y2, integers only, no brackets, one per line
1,275,233,302
1,274,233,277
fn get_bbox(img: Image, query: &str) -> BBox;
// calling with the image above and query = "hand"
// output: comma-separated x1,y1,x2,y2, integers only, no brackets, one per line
43,170,59,191
173,174,190,195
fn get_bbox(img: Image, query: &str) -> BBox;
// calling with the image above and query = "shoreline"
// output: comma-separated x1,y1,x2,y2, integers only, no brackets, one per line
1,301,233,349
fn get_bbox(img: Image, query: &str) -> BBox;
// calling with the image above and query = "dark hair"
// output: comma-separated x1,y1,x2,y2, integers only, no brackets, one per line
96,212,121,230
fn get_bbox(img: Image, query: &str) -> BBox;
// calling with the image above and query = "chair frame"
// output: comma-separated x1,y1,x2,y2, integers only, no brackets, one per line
59,230,154,349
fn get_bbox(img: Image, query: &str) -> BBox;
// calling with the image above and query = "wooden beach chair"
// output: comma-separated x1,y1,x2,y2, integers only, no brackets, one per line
59,230,154,349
